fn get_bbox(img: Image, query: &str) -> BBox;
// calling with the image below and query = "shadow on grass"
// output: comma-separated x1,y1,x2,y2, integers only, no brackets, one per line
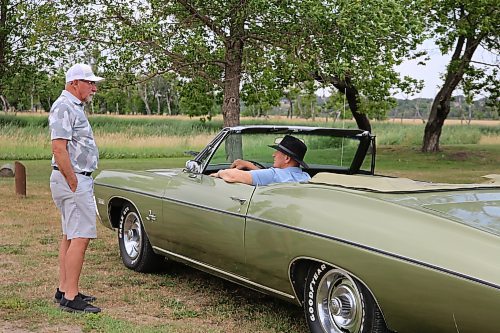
147,260,308,333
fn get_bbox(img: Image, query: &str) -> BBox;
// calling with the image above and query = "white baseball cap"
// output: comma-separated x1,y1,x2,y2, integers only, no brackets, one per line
65,63,104,83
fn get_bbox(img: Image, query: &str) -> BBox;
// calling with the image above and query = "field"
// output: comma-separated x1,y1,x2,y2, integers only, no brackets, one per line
1,114,500,332
1,113,499,160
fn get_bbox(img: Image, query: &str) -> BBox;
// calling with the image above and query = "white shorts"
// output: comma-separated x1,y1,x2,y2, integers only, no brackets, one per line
50,170,97,240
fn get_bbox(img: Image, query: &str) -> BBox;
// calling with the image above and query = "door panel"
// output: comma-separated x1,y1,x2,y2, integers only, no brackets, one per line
160,172,254,275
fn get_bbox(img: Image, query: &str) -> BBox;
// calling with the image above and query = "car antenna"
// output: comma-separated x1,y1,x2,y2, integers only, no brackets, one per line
340,87,347,166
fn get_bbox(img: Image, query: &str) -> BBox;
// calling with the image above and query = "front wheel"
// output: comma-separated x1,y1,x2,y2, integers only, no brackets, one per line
118,204,162,272
304,263,387,333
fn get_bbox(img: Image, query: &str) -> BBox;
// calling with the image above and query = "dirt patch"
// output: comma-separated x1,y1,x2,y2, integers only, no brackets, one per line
445,150,489,161
447,151,473,161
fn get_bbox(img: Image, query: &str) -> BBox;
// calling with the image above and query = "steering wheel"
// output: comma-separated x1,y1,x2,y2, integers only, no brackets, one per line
247,160,266,169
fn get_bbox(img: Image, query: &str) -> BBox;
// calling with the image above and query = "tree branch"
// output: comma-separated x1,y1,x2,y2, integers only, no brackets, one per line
470,60,499,68
175,0,226,38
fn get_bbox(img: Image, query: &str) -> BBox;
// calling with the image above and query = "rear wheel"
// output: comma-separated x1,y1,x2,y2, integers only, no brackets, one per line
118,204,162,272
304,263,387,333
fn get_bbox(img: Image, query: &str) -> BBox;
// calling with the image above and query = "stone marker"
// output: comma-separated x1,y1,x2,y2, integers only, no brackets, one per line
15,162,26,196
0,164,15,177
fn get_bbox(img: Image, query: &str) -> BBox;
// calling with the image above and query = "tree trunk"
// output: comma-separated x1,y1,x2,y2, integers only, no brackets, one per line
0,95,8,112
422,34,481,152
222,17,244,128
286,96,293,118
296,95,303,117
138,84,151,115
222,8,245,160
311,100,315,121
0,0,7,105
165,89,172,115
156,94,161,115
313,72,371,132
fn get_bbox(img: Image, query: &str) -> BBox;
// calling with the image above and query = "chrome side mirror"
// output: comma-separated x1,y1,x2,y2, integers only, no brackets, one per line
185,160,202,174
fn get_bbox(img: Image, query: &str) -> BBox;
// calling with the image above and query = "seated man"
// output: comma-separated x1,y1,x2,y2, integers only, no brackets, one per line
210,135,311,186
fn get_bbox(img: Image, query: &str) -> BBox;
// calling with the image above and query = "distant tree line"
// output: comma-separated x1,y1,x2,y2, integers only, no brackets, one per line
388,96,499,122
249,95,498,121
5,70,497,124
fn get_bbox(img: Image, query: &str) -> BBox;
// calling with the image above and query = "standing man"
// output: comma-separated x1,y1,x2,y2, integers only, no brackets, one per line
211,135,311,185
49,63,103,313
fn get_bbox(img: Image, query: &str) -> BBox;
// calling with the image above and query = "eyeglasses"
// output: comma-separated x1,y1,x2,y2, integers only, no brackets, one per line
79,80,97,86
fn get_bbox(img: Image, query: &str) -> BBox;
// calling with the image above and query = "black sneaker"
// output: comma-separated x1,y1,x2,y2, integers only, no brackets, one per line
54,288,97,303
59,296,101,313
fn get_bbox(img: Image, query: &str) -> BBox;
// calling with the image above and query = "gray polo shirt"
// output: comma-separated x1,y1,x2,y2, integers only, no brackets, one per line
49,90,98,173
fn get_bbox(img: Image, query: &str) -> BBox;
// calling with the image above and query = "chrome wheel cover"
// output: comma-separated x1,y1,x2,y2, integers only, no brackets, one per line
316,269,364,333
123,211,142,260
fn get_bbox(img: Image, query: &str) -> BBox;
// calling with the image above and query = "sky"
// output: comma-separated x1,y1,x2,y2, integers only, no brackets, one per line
394,40,498,99
317,40,498,100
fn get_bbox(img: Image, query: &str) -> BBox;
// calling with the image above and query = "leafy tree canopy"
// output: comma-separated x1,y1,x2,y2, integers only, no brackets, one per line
0,0,63,110
56,0,427,126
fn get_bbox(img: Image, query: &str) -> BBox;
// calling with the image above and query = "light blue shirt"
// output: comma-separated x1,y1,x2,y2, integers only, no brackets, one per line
249,167,311,186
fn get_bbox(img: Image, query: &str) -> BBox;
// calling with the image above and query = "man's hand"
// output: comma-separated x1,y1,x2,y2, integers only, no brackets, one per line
67,177,78,192
231,159,259,170
52,139,78,192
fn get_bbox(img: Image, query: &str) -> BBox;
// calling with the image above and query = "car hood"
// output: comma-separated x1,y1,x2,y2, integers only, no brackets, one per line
147,168,184,176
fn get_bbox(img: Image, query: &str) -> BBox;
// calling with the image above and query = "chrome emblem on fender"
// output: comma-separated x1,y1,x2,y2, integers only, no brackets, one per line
146,210,157,222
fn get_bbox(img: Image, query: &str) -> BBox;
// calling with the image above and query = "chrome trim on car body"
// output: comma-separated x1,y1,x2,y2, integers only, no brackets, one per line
153,246,296,300
248,215,500,292
93,195,103,225
95,183,248,220
162,196,247,219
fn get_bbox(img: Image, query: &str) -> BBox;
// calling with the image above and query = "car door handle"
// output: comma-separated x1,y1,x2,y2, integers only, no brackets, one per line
230,196,247,205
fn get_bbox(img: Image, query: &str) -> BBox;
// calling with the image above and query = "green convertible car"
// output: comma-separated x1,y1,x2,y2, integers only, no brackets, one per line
94,126,500,333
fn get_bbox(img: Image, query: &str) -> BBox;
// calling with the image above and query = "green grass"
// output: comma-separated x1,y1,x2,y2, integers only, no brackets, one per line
0,244,27,255
162,299,200,319
376,144,500,183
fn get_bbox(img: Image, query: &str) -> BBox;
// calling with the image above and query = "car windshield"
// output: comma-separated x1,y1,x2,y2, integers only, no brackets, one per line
205,132,373,175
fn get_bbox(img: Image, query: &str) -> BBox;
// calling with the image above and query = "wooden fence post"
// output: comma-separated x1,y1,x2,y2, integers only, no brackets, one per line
15,161,26,197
